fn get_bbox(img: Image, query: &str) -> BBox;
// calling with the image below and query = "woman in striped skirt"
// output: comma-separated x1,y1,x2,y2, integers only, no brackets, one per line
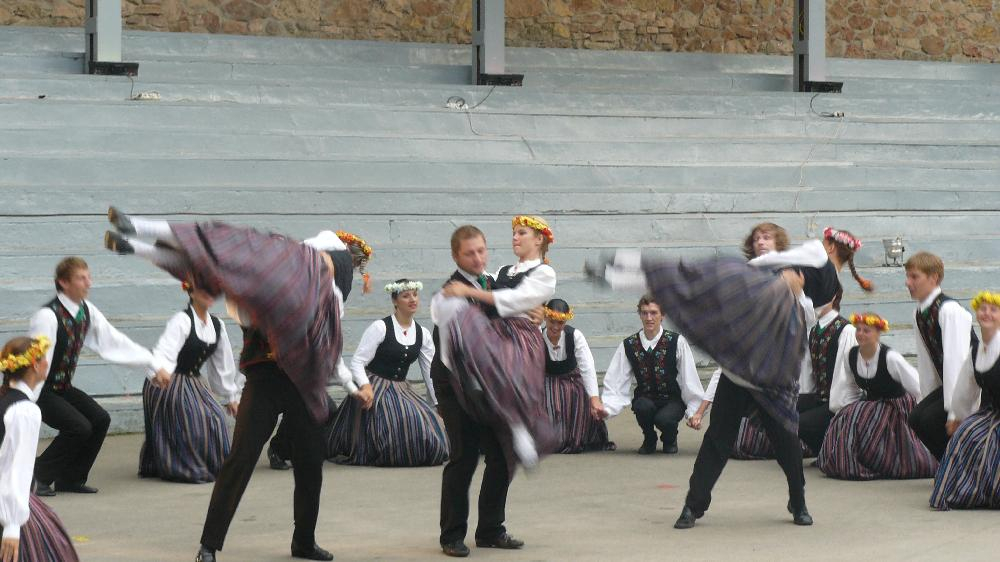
541,299,615,453
931,291,1000,509
1,336,79,562
140,283,243,483
817,312,936,480
327,279,449,466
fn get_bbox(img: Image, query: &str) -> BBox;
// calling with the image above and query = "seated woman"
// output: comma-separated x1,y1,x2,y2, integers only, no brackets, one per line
1,336,79,562
540,299,614,453
931,291,1000,509
817,312,936,480
327,279,449,466
140,282,243,483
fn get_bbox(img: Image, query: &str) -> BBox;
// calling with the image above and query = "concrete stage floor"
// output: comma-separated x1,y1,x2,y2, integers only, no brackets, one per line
46,413,998,561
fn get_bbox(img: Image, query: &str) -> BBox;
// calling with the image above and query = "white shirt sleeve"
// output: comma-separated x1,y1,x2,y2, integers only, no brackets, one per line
150,311,190,377
350,320,386,389
886,348,922,400
84,302,167,377
0,403,41,540
573,329,599,398
202,320,243,404
676,335,705,418
939,301,975,421
703,369,722,402
418,326,437,405
27,308,58,376
492,264,557,318
601,343,633,417
826,324,858,413
748,239,829,269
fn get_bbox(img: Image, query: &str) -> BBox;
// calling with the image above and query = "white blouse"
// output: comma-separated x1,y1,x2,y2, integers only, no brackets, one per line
913,287,976,421
150,307,244,404
350,315,436,405
543,327,599,398
829,344,921,413
0,381,43,541
601,327,705,418
491,259,557,319
951,333,998,421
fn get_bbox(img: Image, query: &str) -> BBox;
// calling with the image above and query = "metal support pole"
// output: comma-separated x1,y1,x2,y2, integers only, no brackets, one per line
471,0,523,86
85,0,138,75
793,0,840,93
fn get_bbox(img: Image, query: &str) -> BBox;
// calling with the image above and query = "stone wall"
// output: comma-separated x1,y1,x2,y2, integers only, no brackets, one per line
3,0,998,62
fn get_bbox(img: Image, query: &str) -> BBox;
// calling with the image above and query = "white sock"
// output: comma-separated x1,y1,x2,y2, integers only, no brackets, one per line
130,238,186,270
510,424,538,469
131,216,177,243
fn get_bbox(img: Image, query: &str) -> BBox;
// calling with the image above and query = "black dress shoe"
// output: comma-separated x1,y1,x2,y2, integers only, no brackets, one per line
662,442,679,454
637,436,658,455
475,533,524,549
55,482,98,494
268,444,292,470
440,540,470,557
195,546,216,562
104,230,134,255
291,541,333,561
673,505,702,529
787,500,813,526
35,481,55,497
108,206,136,235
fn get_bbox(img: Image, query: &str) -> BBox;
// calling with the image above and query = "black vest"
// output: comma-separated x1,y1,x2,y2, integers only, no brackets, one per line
0,388,29,445
45,297,91,391
797,259,842,310
174,308,222,377
847,345,906,401
494,264,540,290
916,293,979,382
367,317,424,382
239,326,274,370
623,330,681,401
430,270,497,388
809,315,850,401
545,325,579,377
972,344,1000,411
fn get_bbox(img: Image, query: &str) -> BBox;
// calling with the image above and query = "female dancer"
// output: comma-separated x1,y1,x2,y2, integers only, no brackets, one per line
930,291,1000,509
327,279,449,466
541,298,614,453
140,282,243,483
1,336,79,562
817,312,936,480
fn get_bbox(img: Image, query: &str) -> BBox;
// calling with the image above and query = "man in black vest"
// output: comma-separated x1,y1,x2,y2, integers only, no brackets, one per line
28,256,171,496
434,225,525,558
601,295,705,454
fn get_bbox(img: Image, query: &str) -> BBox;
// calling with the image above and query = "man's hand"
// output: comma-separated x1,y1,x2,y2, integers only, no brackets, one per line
152,368,172,389
526,305,545,326
1,537,19,562
946,419,961,437
781,269,805,297
442,281,473,299
686,413,703,430
354,384,375,410
589,396,608,420
225,402,239,418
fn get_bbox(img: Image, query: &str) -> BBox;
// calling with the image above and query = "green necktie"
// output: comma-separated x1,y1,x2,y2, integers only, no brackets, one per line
74,306,85,323
477,274,487,289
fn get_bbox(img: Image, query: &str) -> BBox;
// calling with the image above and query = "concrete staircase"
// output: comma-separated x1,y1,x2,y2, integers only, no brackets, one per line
1,26,998,417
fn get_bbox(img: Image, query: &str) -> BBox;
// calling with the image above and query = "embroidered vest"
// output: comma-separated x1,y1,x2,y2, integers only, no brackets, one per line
809,315,849,401
0,388,29,445
367,317,424,382
916,293,979,382
623,330,680,401
847,345,905,401
972,345,1000,411
45,297,91,391
239,327,275,371
545,325,579,377
175,308,222,377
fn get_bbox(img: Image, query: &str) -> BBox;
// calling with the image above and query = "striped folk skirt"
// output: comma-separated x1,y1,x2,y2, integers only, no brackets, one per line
643,256,805,435
817,395,937,481
326,374,449,467
930,407,1000,510
0,494,80,561
730,414,814,460
543,372,615,454
139,375,231,483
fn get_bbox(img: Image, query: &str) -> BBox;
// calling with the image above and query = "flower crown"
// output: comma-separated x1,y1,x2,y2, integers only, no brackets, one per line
849,313,889,332
823,227,862,251
0,336,51,374
971,291,1000,312
336,231,373,259
385,280,423,295
544,306,574,322
181,281,193,292
512,215,555,245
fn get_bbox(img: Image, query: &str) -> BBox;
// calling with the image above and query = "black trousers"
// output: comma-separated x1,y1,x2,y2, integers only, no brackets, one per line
437,383,509,545
908,386,948,460
35,385,111,486
201,364,327,551
632,396,685,445
270,395,337,462
797,393,834,455
685,375,805,515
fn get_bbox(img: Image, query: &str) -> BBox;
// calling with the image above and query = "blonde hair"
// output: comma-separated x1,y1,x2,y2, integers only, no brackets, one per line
904,251,944,282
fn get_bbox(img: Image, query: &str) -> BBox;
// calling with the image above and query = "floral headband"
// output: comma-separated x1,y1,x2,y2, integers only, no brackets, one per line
849,313,889,332
823,227,862,251
336,231,373,259
544,306,574,322
385,280,423,295
971,291,1000,312
1,336,51,374
512,215,555,245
